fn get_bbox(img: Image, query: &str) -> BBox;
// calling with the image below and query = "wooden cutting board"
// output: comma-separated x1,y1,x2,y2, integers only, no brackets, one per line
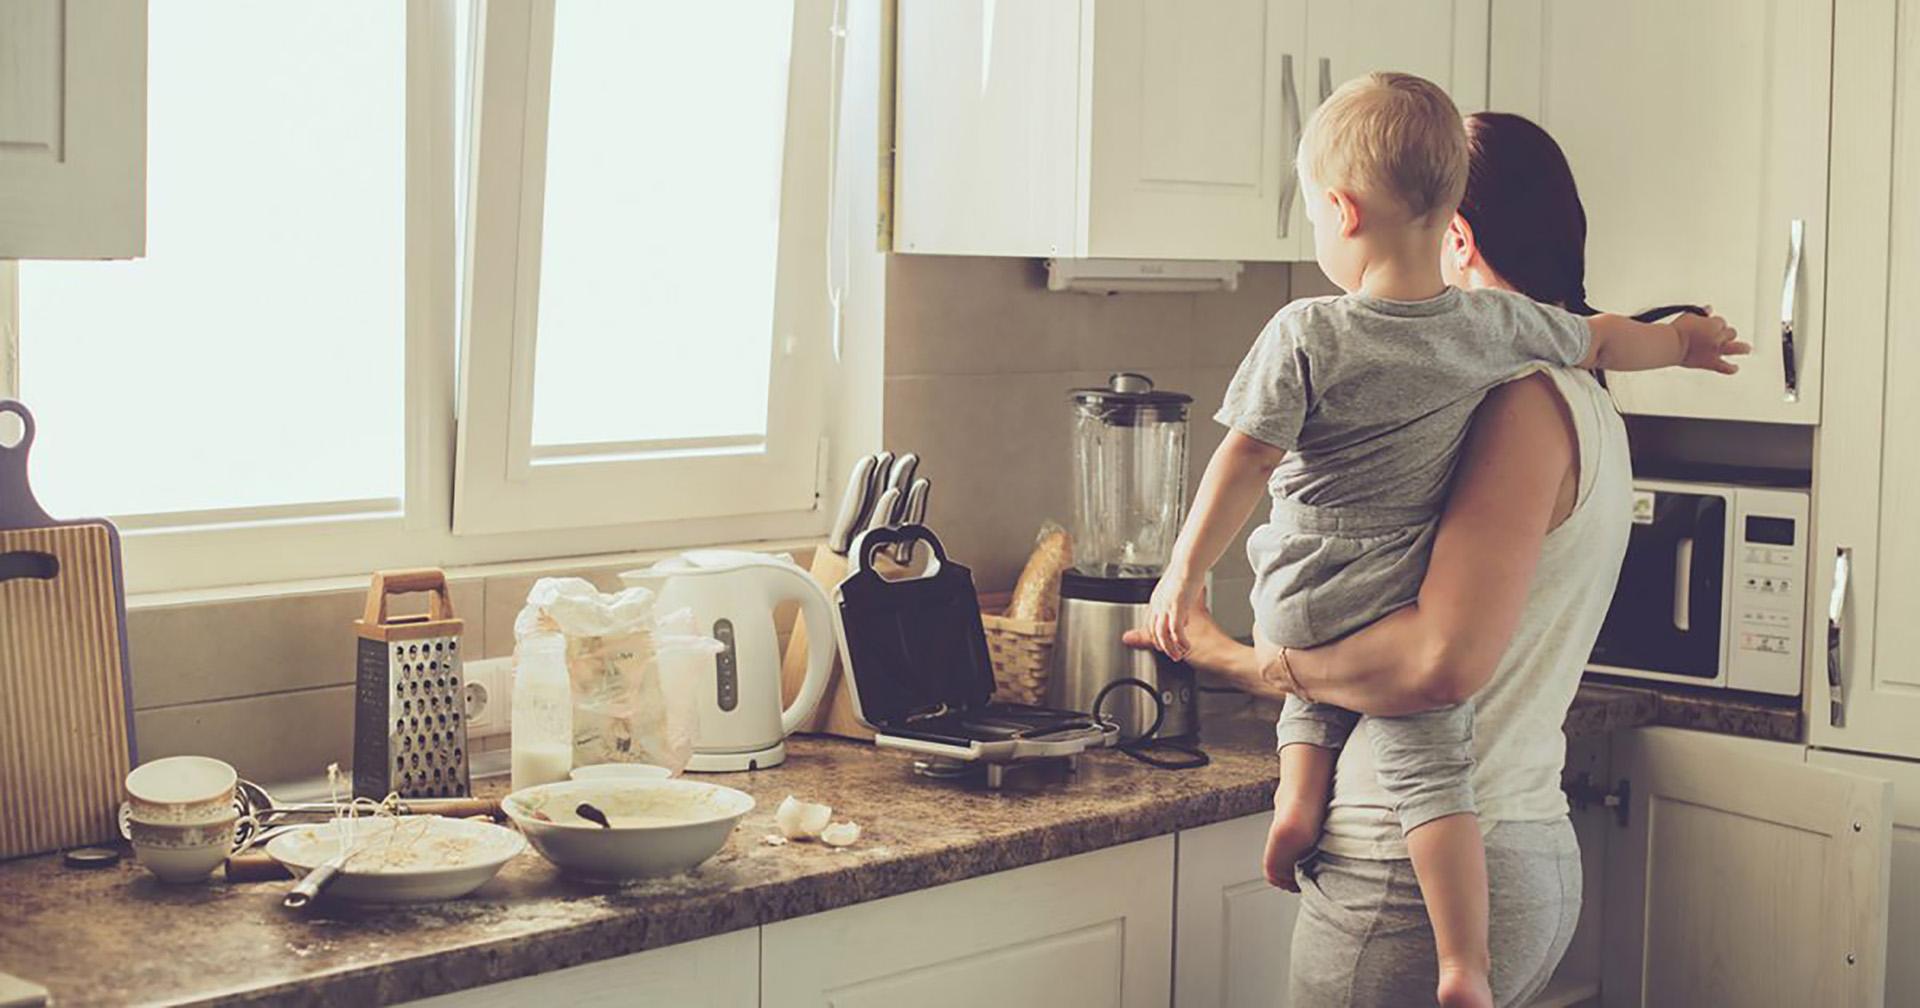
0,400,135,859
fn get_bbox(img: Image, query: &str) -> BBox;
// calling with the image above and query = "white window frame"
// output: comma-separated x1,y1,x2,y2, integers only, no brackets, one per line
455,0,838,534
0,0,882,595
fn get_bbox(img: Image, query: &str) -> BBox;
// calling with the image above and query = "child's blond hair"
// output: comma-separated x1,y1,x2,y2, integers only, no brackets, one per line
1298,71,1467,226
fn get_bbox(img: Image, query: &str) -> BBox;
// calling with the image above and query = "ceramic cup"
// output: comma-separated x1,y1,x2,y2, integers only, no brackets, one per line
125,755,238,824
128,813,250,884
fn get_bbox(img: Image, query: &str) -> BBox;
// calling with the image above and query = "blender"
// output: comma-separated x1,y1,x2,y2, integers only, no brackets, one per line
1048,372,1199,742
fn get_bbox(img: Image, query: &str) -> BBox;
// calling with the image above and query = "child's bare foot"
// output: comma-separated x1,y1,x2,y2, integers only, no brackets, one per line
1436,960,1493,1008
1261,800,1322,892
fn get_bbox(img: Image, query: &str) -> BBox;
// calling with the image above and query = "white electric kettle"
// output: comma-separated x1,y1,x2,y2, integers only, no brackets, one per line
621,550,834,772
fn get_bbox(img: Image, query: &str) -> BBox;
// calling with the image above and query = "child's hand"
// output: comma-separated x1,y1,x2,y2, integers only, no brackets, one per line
1262,795,1324,892
1675,313,1750,373
1148,574,1204,660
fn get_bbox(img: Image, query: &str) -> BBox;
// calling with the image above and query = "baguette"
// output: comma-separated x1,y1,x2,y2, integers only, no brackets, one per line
1006,524,1072,621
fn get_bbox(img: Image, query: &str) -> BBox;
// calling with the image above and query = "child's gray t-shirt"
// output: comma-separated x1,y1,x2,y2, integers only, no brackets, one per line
1217,287,1590,513
1217,287,1591,646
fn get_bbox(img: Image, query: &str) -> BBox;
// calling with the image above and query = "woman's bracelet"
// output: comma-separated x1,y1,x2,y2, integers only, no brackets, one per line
1265,645,1312,703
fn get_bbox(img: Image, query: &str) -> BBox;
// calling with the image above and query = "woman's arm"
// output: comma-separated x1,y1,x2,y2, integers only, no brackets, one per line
1274,372,1577,716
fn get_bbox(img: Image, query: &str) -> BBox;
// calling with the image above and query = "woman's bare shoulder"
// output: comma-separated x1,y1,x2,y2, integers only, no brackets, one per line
1472,370,1581,523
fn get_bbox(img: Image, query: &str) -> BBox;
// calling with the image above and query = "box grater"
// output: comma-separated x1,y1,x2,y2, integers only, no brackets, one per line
353,569,469,800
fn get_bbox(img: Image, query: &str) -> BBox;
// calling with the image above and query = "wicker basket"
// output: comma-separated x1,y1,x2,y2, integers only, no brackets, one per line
980,607,1058,706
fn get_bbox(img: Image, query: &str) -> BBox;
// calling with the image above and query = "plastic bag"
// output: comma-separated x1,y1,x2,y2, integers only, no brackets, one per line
513,578,719,774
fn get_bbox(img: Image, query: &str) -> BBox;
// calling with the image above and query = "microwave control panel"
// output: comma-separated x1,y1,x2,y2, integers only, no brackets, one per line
1726,488,1810,694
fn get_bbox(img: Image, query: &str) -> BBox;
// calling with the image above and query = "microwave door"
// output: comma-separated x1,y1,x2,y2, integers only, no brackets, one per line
1591,493,1726,679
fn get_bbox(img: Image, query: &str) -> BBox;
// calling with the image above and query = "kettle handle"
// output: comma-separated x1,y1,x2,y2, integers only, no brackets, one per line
760,560,836,736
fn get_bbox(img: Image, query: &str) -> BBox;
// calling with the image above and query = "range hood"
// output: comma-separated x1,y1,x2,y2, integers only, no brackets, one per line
1044,258,1244,295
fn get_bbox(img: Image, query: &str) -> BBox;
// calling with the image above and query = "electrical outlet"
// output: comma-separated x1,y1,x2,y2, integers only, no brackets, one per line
463,656,514,741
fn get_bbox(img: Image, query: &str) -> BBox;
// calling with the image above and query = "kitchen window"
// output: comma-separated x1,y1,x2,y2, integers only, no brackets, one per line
455,0,835,533
0,0,860,592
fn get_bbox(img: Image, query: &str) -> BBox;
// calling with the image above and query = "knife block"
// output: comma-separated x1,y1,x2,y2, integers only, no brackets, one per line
781,547,873,740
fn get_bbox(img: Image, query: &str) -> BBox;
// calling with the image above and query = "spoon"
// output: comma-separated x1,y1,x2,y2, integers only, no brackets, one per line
576,803,612,829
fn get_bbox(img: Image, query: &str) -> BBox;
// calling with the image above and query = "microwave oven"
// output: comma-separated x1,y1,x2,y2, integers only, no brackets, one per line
1588,479,1809,696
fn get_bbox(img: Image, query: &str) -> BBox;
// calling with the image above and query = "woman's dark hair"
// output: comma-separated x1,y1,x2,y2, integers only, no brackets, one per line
1461,112,1699,324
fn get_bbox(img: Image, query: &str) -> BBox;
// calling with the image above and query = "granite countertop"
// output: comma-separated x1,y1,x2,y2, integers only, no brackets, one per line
0,686,1655,1007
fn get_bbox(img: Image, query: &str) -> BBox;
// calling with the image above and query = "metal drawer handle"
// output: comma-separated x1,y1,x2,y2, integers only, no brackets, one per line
1277,54,1302,238
1780,219,1805,402
1828,546,1851,727
1318,56,1333,105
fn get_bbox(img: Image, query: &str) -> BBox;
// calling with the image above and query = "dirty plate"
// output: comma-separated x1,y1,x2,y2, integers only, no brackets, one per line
265,816,524,904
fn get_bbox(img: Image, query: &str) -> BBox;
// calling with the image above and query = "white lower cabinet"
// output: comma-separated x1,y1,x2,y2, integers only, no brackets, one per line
1602,728,1891,1007
760,836,1174,1008
399,928,757,1007
1809,750,1920,1008
1173,812,1300,1007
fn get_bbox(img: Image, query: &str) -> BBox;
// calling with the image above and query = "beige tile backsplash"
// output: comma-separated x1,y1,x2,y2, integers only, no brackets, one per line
127,255,1316,781
884,256,1295,601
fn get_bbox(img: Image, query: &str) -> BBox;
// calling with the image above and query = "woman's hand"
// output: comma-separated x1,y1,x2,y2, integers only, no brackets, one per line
1148,574,1205,659
1675,312,1749,373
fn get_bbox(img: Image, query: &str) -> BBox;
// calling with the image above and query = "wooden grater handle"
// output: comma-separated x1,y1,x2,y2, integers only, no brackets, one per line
394,797,503,821
363,568,456,626
224,852,291,883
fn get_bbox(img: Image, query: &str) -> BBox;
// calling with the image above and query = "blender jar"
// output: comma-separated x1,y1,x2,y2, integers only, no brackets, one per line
1067,373,1192,579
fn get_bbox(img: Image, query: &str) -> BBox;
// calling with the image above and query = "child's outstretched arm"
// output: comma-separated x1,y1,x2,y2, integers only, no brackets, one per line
1149,430,1285,658
1581,311,1749,373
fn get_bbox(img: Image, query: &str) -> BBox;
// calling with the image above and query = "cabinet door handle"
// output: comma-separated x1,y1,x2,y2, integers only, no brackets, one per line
1318,56,1333,105
1827,546,1851,727
1780,219,1805,402
1277,54,1302,238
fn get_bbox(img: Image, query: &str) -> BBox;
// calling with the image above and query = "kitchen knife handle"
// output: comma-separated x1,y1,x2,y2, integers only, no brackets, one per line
1780,219,1804,402
1277,54,1301,238
894,478,932,565
1828,546,1852,728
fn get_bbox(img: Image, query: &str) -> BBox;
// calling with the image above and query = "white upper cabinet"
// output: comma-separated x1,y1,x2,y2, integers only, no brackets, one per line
893,0,1488,261
1808,0,1920,762
1084,0,1308,261
1603,729,1891,1007
0,0,146,259
1280,0,1489,252
1490,0,1831,424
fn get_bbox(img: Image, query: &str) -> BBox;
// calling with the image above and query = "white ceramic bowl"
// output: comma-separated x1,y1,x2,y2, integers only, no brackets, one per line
265,816,526,904
125,755,237,824
569,763,672,782
505,779,754,883
128,815,239,884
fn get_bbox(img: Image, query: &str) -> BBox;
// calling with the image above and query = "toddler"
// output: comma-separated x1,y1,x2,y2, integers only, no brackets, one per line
1147,73,1742,1008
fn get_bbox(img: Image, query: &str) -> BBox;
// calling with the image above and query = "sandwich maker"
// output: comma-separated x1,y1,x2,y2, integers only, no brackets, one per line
830,524,1117,786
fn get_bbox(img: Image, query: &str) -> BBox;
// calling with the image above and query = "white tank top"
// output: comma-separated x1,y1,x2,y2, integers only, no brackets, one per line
1316,367,1633,860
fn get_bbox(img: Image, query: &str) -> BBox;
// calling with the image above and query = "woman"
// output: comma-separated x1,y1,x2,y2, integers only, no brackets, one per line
1137,112,1673,1005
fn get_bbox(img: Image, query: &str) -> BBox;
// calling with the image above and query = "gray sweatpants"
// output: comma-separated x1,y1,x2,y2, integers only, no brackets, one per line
1287,819,1583,1008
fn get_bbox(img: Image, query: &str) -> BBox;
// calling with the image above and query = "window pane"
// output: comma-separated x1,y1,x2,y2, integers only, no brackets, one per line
18,2,405,518
530,1,794,448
